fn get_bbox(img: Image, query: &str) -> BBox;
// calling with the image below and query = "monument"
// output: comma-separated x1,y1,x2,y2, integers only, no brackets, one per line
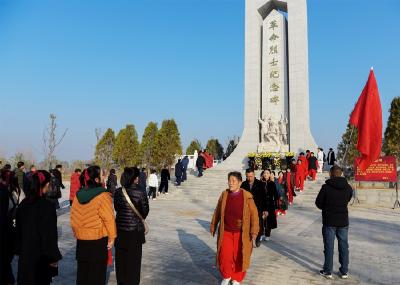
218,0,317,170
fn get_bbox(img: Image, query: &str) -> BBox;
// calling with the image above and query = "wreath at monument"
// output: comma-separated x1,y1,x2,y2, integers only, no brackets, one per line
247,152,295,170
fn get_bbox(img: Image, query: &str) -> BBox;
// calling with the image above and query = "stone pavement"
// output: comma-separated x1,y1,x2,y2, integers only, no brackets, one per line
14,170,400,285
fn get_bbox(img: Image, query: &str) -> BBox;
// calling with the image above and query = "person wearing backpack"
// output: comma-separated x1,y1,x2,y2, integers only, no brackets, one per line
113,167,149,285
46,170,61,209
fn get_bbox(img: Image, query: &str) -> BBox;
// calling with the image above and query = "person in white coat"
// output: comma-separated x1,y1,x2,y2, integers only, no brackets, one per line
148,169,158,200
317,148,325,173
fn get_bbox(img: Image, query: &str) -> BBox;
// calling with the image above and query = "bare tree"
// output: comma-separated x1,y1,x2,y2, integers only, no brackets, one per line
95,128,103,143
43,114,68,169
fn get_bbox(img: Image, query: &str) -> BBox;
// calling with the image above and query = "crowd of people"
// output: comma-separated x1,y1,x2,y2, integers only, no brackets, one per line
0,162,150,285
210,147,354,285
0,146,348,285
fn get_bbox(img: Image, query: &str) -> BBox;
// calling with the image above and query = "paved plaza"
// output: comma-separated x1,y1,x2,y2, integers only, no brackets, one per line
15,170,399,285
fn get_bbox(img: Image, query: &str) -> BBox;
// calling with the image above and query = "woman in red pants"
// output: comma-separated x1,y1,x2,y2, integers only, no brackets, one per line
210,172,259,285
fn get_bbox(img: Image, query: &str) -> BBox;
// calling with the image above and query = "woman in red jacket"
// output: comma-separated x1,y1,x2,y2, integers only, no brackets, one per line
69,169,82,206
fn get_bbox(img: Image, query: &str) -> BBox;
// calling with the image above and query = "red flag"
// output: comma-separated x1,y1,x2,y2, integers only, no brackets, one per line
349,68,382,171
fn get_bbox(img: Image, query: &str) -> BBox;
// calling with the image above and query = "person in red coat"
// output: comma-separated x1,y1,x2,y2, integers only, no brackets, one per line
295,160,306,192
285,169,294,205
69,168,82,206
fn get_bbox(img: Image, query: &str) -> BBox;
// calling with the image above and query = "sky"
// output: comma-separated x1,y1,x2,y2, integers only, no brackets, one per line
0,0,399,162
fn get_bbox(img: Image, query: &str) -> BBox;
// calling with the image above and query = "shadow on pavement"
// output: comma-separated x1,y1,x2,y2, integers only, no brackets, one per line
263,241,320,273
177,229,219,282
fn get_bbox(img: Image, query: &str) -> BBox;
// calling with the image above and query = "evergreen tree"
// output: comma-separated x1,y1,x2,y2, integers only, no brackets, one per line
139,122,158,169
153,119,182,169
225,136,239,158
383,97,400,160
113,124,140,168
94,128,115,170
337,123,359,167
186,139,202,155
206,138,224,160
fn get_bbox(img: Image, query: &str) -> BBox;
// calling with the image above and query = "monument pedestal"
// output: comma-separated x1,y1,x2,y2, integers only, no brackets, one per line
257,143,289,153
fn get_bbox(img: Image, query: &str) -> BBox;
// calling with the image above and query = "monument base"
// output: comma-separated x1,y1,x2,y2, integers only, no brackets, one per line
257,143,289,153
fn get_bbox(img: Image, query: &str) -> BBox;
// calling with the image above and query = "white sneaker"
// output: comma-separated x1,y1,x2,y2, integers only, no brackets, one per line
165,192,169,195
221,278,231,285
152,198,157,201
260,235,266,241
265,237,270,241
232,281,241,285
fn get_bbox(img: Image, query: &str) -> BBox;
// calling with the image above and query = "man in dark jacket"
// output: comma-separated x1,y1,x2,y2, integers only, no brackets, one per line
14,161,26,195
158,167,170,194
196,151,206,177
315,165,353,279
175,159,184,186
53,165,65,190
241,168,267,247
138,168,147,193
327,148,336,166
181,156,189,182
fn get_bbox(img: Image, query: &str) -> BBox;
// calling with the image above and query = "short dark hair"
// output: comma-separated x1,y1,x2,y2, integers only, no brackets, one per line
4,164,11,170
110,169,116,175
306,150,310,153
245,168,255,174
56,164,62,169
299,152,305,156
17,161,25,168
150,169,156,174
228,171,242,182
311,152,314,155
141,168,146,172
75,168,82,173
330,165,343,177
30,165,35,169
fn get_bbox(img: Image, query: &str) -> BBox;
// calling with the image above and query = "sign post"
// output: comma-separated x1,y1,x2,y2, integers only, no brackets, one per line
354,156,398,208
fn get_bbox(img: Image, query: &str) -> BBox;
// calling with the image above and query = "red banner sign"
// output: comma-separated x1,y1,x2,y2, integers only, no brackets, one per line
355,156,398,182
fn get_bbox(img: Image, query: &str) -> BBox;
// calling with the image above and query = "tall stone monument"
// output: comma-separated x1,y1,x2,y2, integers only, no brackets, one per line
218,0,317,170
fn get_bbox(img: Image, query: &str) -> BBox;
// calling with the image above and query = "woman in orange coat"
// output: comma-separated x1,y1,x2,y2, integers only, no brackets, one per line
69,168,81,206
70,166,116,285
210,172,259,285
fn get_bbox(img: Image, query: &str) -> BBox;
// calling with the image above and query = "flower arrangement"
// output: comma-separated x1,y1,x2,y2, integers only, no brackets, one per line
246,151,297,170
247,152,257,158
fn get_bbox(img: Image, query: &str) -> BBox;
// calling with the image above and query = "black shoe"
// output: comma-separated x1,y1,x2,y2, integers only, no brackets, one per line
319,270,333,279
255,240,261,248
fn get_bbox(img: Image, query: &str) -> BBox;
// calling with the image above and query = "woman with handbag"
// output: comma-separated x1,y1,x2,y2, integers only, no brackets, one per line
70,166,117,285
114,167,150,285
15,170,62,285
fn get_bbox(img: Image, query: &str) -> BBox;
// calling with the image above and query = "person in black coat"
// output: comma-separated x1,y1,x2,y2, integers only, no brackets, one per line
181,156,189,182
158,167,170,194
16,170,62,285
175,159,184,186
315,166,353,278
114,167,149,285
327,148,336,166
138,168,147,193
261,170,279,240
196,151,206,177
0,169,16,285
241,168,267,247
106,169,118,195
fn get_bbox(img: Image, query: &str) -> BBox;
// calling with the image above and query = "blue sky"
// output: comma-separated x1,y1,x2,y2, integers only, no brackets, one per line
0,0,399,162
